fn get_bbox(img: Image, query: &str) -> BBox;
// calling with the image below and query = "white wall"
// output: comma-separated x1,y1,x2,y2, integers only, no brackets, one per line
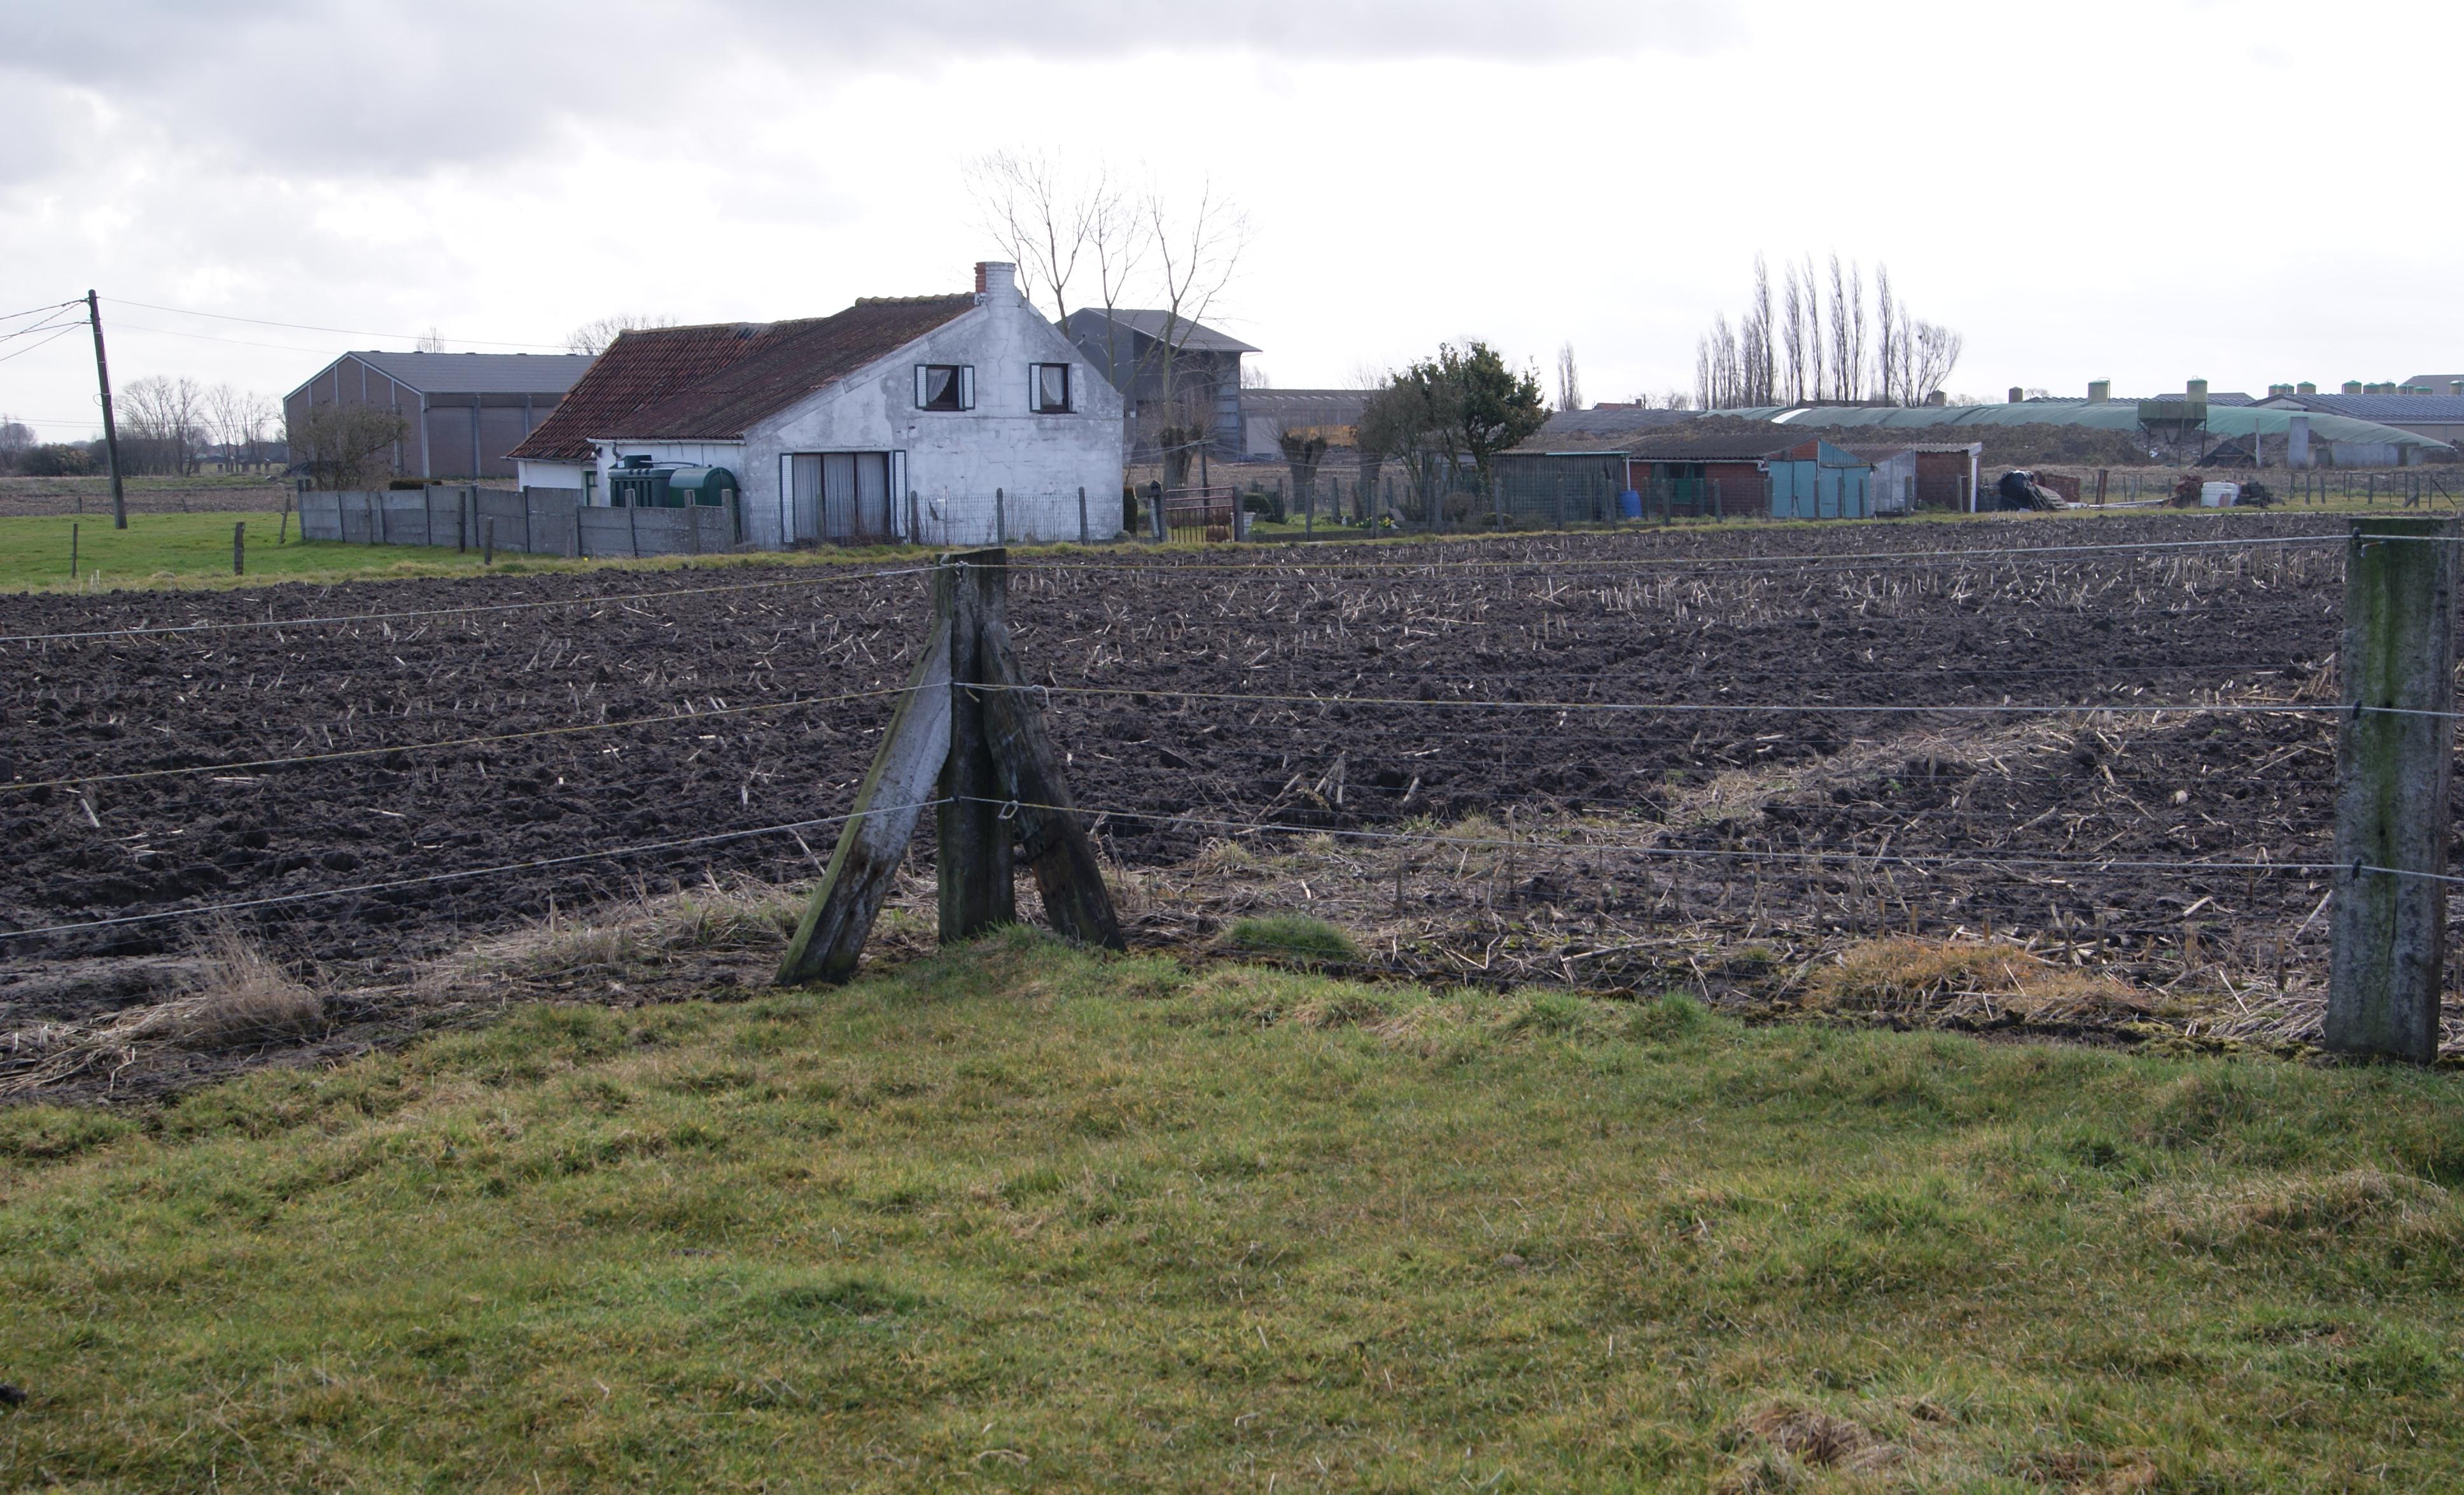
741,283,1126,549
517,459,587,489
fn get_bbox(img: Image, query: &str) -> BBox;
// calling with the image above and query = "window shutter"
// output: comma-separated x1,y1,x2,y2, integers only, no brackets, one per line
1030,364,1041,411
914,365,928,408
960,366,975,411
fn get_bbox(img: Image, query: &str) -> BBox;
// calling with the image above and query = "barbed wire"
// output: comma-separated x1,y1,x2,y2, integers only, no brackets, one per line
0,799,946,943
1012,531,2349,577
1,683,920,794
0,565,940,646
983,680,2349,720
962,793,2444,885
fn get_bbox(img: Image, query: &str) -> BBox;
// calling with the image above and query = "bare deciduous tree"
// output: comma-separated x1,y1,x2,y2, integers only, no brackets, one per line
1707,253,1961,408
288,403,411,491
1135,176,1249,467
1555,342,1583,413
0,416,32,471
202,383,276,470
119,374,206,475
1911,320,1964,406
565,314,677,356
964,150,1124,327
414,326,445,353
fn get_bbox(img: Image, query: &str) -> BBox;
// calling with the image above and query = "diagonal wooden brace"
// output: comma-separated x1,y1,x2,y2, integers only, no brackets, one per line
980,629,1125,952
774,612,952,986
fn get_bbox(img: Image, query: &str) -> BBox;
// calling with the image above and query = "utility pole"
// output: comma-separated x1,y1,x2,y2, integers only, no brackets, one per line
87,290,127,530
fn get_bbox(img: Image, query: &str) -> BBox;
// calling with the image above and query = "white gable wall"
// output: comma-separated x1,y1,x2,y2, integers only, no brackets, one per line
739,286,1125,549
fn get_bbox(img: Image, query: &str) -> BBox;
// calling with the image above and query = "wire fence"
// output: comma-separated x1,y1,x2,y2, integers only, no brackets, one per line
4,512,2461,1086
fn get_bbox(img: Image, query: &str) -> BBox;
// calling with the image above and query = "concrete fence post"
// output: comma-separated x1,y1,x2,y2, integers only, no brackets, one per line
2328,515,2461,1063
1077,486,1089,545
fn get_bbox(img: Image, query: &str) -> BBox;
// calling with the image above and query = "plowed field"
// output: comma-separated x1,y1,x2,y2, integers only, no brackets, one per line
0,512,2384,1030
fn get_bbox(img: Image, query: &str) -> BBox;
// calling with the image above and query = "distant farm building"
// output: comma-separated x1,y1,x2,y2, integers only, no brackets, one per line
1500,413,1875,519
1840,442,1984,514
2260,384,2464,457
1723,388,2453,468
1063,309,1254,460
1239,389,1376,459
283,351,596,481
507,262,1123,548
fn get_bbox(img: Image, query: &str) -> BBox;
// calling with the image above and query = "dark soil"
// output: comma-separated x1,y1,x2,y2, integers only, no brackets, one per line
0,510,2386,1069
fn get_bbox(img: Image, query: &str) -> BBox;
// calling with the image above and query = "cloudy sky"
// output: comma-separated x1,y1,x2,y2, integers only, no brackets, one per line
3,0,2456,438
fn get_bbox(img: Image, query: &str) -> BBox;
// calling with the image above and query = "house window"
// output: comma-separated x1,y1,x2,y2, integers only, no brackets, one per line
914,364,974,411
1032,363,1071,413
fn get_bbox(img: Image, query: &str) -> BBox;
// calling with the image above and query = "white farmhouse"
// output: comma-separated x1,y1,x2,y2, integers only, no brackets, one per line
508,263,1124,547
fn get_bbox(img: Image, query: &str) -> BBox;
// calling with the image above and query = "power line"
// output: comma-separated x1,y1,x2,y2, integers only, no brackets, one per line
0,325,83,367
0,298,81,324
105,297,569,351
0,799,946,943
0,309,85,342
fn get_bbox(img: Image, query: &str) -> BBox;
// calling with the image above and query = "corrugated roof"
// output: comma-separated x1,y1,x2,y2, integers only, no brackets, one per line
1722,401,2454,451
1066,308,1258,354
347,351,596,395
1838,441,1982,459
1621,428,1801,462
2265,392,2464,423
1509,407,1704,453
506,296,977,460
1243,389,1373,421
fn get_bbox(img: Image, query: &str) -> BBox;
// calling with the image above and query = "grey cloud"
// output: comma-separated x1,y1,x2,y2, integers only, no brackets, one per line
4,0,1735,176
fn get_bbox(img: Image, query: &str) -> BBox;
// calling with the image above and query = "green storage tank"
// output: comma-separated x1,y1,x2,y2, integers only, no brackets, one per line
666,467,739,508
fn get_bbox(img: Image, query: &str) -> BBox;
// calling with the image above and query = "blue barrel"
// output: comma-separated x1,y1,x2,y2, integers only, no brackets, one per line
1618,489,1644,519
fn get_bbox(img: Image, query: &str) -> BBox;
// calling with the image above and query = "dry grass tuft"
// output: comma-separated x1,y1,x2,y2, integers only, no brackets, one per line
2146,1167,2461,1253
168,931,325,1048
430,881,804,997
1810,937,2154,1025
1715,1400,1901,1492
0,932,321,1097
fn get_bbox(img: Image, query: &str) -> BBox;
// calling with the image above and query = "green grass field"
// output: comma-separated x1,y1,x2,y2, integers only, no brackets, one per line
5,931,2461,1491
0,511,958,594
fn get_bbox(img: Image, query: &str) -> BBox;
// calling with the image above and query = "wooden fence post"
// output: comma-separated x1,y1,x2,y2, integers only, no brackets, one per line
2328,515,2460,1063
233,521,244,576
482,517,494,566
69,522,78,579
939,548,1016,940
1077,486,1089,545
993,488,1005,547
776,594,956,986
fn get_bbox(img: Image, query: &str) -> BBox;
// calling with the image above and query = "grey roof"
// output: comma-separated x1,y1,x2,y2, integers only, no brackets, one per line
346,350,598,395
2264,391,2464,423
2402,374,2464,390
1719,400,2453,451
1065,308,1258,354
1509,407,1702,452
1243,389,1374,419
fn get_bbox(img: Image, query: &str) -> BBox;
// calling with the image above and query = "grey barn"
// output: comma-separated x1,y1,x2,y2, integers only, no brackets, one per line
283,350,597,481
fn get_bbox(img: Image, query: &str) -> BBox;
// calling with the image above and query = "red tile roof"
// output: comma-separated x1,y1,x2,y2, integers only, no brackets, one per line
507,295,976,462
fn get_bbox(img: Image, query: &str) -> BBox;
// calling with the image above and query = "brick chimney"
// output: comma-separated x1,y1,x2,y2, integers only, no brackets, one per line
974,261,1018,303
